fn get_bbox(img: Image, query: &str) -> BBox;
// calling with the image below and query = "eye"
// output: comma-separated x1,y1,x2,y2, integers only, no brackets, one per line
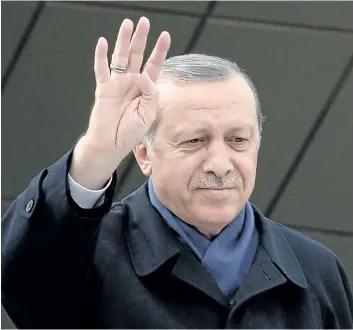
187,138,203,144
229,137,250,150
230,137,247,143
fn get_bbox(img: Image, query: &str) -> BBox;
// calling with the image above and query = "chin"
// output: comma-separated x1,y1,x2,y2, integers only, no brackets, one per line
193,205,240,226
188,207,239,238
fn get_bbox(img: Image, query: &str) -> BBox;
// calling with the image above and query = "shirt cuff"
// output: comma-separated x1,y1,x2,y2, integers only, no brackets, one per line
67,173,112,209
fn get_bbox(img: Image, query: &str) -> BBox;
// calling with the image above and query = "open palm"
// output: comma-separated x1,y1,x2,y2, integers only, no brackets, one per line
88,17,170,157
70,17,171,189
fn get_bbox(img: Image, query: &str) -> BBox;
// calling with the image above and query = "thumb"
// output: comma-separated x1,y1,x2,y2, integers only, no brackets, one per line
138,71,159,104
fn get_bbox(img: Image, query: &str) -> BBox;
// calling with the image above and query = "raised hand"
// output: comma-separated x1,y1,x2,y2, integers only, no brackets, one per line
69,17,171,189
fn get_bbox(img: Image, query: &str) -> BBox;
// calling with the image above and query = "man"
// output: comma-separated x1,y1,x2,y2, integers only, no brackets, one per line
2,16,353,329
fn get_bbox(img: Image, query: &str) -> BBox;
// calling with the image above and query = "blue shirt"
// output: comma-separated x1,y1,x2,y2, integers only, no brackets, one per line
148,179,259,300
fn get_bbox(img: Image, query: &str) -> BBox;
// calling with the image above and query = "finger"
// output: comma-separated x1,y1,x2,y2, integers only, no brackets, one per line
138,70,158,97
128,17,150,74
143,31,171,82
111,19,134,78
138,71,159,120
94,37,110,84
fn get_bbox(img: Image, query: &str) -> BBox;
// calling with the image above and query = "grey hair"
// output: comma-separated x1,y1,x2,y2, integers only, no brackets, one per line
142,53,265,150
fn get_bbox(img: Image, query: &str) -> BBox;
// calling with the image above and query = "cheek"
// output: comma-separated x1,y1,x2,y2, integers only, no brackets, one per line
152,153,198,189
236,155,258,186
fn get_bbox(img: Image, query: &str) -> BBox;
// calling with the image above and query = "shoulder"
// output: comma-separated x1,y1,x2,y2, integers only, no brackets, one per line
271,220,345,279
269,219,353,326
272,220,337,264
268,219,349,292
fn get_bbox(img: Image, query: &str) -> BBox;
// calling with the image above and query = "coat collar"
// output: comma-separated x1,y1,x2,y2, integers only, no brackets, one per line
122,181,228,306
251,204,308,289
122,181,307,301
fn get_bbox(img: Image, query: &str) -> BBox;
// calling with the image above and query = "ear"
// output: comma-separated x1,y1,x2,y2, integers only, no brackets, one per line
134,143,152,176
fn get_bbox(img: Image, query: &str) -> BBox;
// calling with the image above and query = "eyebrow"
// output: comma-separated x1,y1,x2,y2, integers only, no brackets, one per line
167,124,255,140
170,127,207,140
227,125,255,135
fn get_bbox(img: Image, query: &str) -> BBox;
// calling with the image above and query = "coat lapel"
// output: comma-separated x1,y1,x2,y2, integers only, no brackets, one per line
122,183,307,311
123,182,228,307
172,245,229,307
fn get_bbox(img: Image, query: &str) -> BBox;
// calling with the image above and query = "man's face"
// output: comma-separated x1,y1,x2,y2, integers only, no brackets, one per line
137,75,260,237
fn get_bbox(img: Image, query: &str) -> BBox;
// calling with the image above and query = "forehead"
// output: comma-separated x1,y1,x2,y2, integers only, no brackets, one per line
157,75,258,129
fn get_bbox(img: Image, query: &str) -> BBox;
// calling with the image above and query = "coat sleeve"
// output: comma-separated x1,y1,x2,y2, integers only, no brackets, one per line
1,150,117,329
323,256,353,329
333,258,353,328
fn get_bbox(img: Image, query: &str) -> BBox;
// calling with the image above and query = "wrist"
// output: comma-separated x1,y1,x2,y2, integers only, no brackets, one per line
69,137,117,190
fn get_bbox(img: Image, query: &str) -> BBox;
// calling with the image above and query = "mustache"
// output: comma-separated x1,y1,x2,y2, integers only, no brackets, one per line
190,174,243,189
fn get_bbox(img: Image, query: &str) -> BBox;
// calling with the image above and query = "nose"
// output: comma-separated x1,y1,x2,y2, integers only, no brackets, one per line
202,142,234,178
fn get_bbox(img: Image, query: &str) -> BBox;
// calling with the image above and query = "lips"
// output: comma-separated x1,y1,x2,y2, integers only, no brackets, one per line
198,187,235,190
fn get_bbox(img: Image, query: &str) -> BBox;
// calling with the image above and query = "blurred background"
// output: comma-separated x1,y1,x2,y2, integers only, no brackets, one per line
2,1,353,328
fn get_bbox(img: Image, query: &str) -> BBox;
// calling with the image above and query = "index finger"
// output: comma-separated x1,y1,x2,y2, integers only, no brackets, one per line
143,31,171,82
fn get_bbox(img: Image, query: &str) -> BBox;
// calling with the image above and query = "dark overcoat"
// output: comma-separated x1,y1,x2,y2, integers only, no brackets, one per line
2,151,353,328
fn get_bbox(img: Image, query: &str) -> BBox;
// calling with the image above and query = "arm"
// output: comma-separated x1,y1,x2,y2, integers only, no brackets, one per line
67,172,112,209
1,15,170,329
1,150,116,328
318,253,353,329
328,258,353,328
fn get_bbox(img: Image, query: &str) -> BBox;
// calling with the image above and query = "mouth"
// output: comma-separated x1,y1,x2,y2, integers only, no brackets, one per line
198,187,234,190
196,188,235,200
